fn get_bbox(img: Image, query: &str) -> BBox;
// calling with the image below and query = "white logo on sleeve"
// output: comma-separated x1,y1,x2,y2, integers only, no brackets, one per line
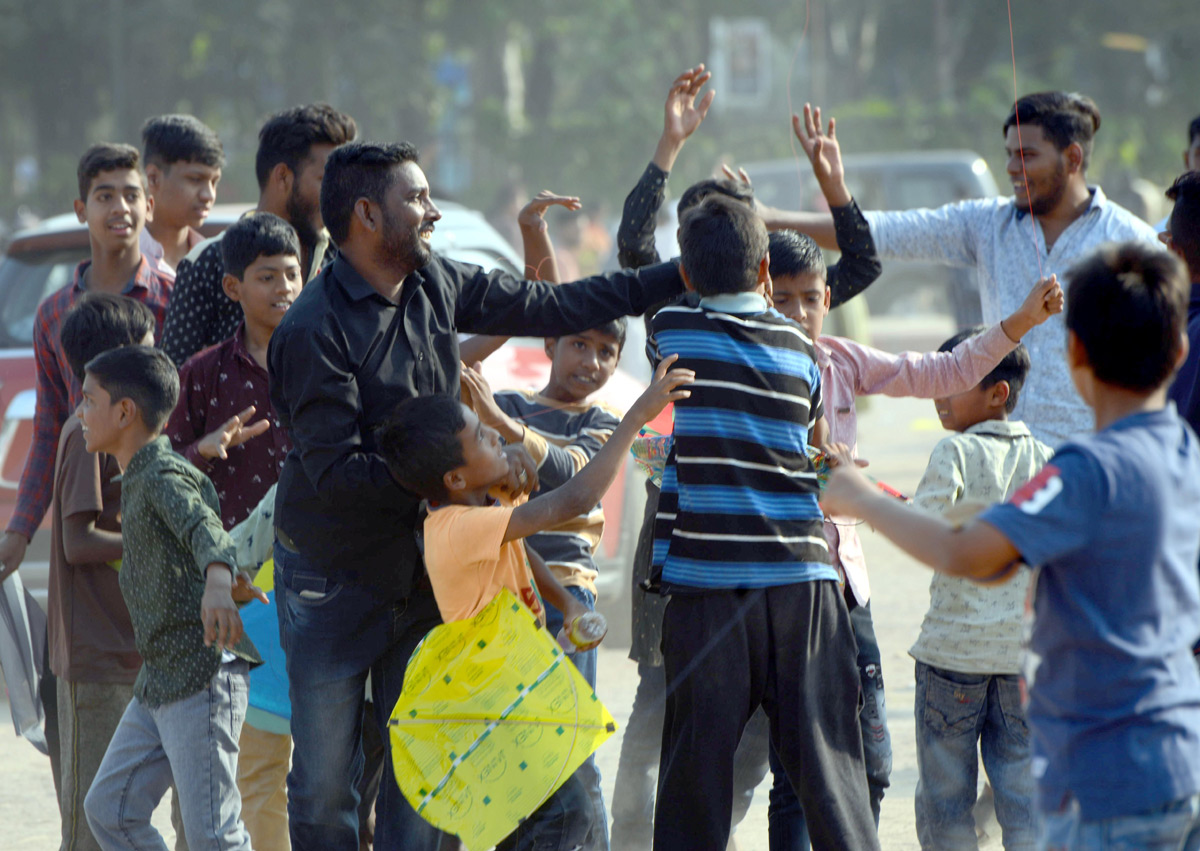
1011,465,1063,516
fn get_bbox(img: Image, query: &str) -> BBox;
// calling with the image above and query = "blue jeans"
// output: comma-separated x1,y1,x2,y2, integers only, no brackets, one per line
766,601,892,851
84,660,252,850
543,586,608,851
914,661,1037,850
275,544,453,851
1039,794,1200,850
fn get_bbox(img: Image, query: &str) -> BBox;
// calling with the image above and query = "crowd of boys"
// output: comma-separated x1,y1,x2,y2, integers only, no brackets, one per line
4,59,1200,851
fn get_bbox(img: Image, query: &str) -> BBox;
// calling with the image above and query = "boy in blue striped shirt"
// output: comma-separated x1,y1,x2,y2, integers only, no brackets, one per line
648,195,878,851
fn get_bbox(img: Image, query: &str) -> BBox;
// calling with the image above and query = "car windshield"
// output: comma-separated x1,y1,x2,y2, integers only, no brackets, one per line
0,250,78,348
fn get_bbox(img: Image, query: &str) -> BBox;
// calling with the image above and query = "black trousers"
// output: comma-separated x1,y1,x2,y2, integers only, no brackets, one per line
653,581,880,851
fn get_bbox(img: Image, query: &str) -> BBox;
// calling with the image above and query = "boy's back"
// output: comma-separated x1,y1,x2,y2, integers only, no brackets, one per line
982,406,1200,818
911,420,1052,674
650,297,834,589
49,418,139,682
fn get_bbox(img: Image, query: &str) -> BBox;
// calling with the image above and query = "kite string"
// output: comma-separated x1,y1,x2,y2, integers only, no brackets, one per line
1006,0,1045,279
784,0,813,204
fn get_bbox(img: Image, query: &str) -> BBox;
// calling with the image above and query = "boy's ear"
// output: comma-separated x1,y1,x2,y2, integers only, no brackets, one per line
222,273,243,303
1064,142,1085,175
145,163,162,193
544,338,557,360
1176,331,1191,372
442,468,466,494
73,198,87,224
988,380,1011,410
1066,330,1088,370
678,262,695,293
757,253,771,285
116,396,139,429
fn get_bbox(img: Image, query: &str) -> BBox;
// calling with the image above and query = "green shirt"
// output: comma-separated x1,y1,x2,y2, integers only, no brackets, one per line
119,436,260,707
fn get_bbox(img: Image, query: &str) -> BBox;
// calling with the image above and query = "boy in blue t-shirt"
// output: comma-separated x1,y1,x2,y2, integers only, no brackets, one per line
647,195,879,851
823,241,1200,847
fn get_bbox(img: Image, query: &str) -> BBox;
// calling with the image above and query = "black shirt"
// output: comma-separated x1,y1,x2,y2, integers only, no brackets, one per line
268,253,684,598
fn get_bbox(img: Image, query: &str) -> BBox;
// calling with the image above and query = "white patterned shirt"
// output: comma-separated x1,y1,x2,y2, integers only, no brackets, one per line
864,188,1159,446
909,419,1053,674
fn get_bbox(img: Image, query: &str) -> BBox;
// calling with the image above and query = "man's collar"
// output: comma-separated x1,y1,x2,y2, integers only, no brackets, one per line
1014,185,1105,221
698,292,768,313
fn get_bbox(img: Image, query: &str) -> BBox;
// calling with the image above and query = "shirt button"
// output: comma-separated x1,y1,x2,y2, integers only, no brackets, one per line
418,352,425,361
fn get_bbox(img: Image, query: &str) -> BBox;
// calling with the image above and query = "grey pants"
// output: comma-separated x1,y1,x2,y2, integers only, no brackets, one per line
84,661,251,851
58,679,191,851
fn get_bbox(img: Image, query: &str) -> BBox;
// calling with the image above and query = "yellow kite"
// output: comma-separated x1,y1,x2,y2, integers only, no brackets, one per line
389,589,616,850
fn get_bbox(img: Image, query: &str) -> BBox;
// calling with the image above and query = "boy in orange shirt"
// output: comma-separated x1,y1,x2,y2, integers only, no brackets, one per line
376,357,692,850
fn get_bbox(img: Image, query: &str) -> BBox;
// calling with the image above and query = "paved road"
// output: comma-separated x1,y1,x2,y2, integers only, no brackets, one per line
2,318,1015,849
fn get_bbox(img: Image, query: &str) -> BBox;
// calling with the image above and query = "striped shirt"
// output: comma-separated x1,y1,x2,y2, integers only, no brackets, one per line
649,292,836,590
493,389,622,597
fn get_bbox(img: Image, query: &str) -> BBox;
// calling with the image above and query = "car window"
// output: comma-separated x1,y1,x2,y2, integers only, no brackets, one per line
0,250,80,348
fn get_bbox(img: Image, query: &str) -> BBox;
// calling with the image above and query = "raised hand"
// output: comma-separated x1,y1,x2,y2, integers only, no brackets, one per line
518,190,582,235
793,103,850,207
629,354,695,423
654,65,716,172
1001,274,1065,342
197,405,271,461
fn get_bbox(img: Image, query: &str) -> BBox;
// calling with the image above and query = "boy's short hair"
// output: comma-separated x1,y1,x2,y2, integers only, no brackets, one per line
1189,114,1200,147
938,325,1030,413
678,195,769,297
61,294,157,383
255,103,358,191
141,115,225,170
220,212,302,279
77,143,141,202
1003,92,1102,170
767,230,827,281
677,178,754,218
1166,172,1200,277
1065,242,1189,392
320,141,419,246
574,317,627,353
85,346,179,433
376,395,466,501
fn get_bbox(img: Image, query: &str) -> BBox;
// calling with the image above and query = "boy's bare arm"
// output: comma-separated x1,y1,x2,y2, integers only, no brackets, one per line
62,512,123,565
504,356,694,543
822,452,1022,582
525,545,587,623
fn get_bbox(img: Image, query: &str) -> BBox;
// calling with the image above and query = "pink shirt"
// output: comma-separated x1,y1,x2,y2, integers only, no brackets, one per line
817,322,1017,605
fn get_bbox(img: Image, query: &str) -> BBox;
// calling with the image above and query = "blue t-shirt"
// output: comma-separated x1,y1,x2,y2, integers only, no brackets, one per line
981,405,1200,819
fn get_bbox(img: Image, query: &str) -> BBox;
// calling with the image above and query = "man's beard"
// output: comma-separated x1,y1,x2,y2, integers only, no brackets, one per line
1022,162,1069,217
285,186,320,251
379,206,432,272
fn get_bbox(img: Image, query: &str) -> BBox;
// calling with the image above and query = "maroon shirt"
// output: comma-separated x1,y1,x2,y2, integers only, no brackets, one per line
166,324,290,530
48,418,140,683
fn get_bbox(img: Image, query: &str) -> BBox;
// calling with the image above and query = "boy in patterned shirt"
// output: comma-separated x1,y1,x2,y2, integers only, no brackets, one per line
907,328,1053,848
79,345,264,850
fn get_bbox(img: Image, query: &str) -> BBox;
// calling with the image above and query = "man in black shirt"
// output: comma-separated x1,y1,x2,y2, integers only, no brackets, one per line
268,141,685,851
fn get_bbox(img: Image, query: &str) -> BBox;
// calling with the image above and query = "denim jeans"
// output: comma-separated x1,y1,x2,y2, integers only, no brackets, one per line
914,661,1037,850
495,772,593,851
274,543,453,851
84,660,252,851
766,601,892,851
543,586,609,851
1039,794,1200,851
